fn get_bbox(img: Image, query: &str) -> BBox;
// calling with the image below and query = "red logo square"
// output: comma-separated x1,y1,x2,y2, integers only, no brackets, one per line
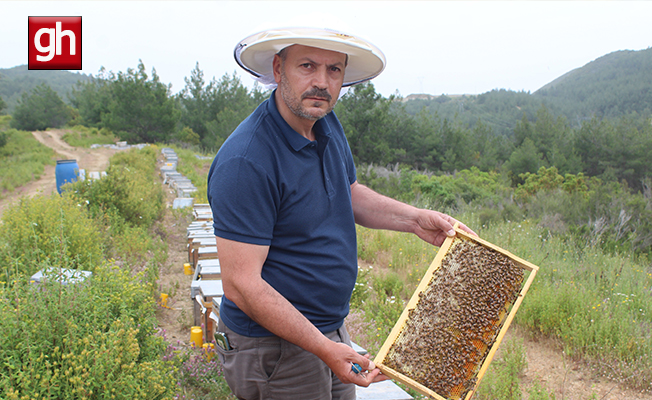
28,16,82,70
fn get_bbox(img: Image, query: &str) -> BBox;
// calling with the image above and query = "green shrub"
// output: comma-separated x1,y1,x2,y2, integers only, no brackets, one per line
63,146,166,282
88,164,162,226
111,222,159,265
109,145,159,176
436,167,510,205
0,142,182,399
411,174,456,208
68,146,164,227
0,262,176,399
0,193,103,280
174,126,201,146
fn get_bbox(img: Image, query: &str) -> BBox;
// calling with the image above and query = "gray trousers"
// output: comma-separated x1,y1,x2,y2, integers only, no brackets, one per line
216,318,356,400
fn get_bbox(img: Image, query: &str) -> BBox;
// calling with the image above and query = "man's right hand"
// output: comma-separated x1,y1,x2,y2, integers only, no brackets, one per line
320,341,390,387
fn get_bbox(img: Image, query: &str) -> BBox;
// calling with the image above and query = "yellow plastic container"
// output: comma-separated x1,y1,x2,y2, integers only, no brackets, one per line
190,326,203,347
159,293,169,307
184,263,193,275
203,343,215,361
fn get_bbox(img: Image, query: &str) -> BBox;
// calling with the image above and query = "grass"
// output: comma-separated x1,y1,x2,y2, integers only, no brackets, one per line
486,220,652,390
475,338,528,400
0,128,55,195
170,145,213,204
61,125,117,147
160,334,236,400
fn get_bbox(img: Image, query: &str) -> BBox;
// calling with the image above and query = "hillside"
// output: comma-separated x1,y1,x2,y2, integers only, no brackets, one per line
0,64,92,113
402,89,554,137
536,48,652,120
402,47,652,135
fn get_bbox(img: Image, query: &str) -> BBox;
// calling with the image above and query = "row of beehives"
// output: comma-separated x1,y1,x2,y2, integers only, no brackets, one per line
160,147,198,202
186,203,223,345
91,142,149,150
155,148,220,343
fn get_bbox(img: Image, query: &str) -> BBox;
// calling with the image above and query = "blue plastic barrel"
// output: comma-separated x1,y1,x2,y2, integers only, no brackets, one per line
55,159,79,194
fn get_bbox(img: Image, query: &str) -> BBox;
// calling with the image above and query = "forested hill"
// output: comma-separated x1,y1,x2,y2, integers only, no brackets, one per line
536,48,652,120
0,65,92,113
403,47,652,136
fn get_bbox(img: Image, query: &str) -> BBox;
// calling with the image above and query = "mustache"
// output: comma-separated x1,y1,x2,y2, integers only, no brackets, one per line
301,88,332,102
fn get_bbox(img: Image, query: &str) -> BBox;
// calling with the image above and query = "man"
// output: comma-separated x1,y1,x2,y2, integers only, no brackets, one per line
208,27,475,400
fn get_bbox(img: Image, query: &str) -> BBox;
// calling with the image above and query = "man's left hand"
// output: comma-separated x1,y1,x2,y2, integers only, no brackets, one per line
414,210,477,247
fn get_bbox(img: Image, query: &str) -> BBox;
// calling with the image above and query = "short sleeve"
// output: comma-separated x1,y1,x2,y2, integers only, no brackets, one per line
208,156,278,245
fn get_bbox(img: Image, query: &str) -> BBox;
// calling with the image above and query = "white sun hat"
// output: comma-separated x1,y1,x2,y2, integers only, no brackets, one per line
234,27,386,87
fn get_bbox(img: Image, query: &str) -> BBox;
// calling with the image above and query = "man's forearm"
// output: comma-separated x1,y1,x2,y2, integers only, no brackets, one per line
228,273,334,358
350,181,473,247
350,181,420,232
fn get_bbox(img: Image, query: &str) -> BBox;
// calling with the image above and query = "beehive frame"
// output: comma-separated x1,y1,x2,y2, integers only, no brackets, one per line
374,226,538,400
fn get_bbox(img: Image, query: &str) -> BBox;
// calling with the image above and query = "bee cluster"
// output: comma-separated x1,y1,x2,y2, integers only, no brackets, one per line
383,238,524,400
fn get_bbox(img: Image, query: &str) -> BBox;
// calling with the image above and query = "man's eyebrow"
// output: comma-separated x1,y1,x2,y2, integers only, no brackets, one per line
298,56,346,68
328,60,346,68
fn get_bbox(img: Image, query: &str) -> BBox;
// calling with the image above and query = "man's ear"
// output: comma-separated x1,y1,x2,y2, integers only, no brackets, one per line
272,54,282,84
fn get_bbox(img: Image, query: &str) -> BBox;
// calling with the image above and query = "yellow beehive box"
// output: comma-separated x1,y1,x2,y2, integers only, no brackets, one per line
374,226,538,400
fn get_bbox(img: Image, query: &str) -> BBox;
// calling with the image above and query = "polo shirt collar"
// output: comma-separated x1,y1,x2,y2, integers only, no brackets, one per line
267,90,332,152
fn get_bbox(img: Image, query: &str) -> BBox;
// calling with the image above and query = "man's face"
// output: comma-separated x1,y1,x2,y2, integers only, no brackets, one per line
274,44,347,121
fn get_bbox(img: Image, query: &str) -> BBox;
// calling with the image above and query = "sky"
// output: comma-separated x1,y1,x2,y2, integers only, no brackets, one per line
1,1,651,98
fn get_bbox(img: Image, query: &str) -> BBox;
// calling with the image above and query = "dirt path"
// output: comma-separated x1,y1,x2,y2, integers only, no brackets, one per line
0,129,122,218
155,182,197,345
504,326,652,400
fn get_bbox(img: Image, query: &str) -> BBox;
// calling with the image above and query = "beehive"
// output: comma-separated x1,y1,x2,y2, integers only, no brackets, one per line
374,227,538,400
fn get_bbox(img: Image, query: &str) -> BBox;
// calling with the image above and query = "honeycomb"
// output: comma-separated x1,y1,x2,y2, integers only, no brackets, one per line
376,231,537,400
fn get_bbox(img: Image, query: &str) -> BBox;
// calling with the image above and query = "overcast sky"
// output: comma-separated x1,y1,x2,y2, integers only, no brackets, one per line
2,1,651,98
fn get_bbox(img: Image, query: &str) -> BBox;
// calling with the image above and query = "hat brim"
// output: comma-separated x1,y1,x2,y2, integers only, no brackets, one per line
234,27,386,87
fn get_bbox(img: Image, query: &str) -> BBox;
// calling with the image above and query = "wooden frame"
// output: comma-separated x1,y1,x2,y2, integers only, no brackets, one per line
374,227,538,400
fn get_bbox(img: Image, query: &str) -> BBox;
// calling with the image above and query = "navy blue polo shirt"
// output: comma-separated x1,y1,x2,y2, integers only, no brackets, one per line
207,91,358,337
